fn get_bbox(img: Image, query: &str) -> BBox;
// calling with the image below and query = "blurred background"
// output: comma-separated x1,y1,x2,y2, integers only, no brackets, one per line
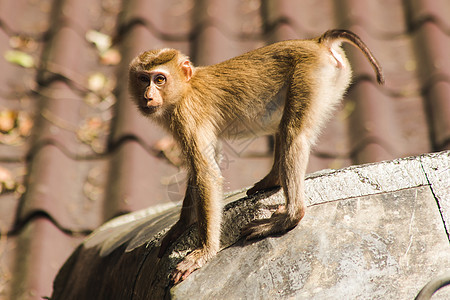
0,0,449,298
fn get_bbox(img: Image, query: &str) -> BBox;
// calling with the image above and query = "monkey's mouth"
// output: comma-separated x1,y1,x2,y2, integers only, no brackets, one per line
140,105,159,114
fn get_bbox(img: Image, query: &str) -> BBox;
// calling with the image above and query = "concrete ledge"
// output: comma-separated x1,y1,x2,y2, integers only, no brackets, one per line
52,151,450,299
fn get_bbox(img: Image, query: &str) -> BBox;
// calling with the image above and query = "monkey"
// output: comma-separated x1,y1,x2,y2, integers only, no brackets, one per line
128,29,384,284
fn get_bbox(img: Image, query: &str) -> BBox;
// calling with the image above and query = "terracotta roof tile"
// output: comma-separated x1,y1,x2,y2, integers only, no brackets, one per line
20,144,105,230
0,0,449,298
104,141,180,220
119,0,194,35
426,81,450,150
0,162,26,231
340,0,407,36
30,84,93,156
118,0,192,53
5,218,83,299
0,0,51,35
409,0,450,30
221,145,272,193
190,0,263,65
193,0,262,38
347,81,404,163
265,0,335,39
393,94,432,155
411,22,450,150
413,22,450,80
377,37,421,94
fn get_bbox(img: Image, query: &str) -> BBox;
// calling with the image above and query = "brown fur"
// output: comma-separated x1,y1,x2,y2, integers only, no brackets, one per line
128,29,384,284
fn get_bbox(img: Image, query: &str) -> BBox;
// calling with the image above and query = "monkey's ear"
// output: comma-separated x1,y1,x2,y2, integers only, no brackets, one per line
180,60,193,82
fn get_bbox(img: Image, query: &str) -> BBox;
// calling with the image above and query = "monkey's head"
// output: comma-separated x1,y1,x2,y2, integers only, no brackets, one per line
128,48,193,116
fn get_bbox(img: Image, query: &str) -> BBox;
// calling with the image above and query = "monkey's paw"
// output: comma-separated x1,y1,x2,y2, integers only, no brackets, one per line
241,206,303,240
170,248,216,284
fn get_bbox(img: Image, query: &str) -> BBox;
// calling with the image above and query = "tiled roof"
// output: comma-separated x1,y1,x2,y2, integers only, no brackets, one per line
0,0,449,298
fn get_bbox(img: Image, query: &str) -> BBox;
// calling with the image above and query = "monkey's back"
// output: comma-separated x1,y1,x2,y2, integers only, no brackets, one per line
190,41,327,134
194,39,350,138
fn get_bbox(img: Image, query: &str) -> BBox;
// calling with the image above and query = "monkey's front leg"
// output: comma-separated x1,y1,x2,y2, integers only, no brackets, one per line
158,179,197,258
170,153,223,284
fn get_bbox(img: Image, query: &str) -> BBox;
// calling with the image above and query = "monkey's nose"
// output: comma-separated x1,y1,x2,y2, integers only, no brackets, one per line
146,99,153,107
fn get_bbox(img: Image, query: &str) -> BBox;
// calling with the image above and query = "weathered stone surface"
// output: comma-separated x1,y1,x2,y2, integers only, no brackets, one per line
172,186,450,299
304,155,428,206
52,151,450,299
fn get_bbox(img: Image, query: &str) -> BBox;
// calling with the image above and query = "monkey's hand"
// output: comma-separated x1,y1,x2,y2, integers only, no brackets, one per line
158,221,192,258
241,206,303,240
170,247,216,284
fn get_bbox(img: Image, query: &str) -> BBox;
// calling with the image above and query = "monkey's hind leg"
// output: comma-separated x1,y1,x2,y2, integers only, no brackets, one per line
241,132,308,240
242,82,310,240
246,133,282,196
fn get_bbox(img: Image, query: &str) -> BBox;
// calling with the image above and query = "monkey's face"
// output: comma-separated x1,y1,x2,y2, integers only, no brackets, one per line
131,68,170,115
129,49,194,118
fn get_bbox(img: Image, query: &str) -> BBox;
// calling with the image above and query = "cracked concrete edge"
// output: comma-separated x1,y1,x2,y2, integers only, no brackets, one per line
223,151,448,209
304,150,448,207
419,150,450,237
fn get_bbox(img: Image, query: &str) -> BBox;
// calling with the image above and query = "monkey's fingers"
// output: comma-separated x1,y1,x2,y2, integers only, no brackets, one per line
170,263,197,285
170,249,209,284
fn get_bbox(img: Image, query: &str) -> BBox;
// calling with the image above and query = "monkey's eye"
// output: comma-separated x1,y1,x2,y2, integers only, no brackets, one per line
138,74,149,83
154,74,166,85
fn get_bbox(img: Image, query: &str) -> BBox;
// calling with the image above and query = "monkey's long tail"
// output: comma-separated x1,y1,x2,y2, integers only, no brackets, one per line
319,29,385,85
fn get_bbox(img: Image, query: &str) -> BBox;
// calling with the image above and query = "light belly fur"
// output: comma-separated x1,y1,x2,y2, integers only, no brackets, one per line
219,87,286,139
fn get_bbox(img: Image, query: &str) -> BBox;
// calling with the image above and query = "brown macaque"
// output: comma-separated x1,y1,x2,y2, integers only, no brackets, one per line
128,29,384,284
